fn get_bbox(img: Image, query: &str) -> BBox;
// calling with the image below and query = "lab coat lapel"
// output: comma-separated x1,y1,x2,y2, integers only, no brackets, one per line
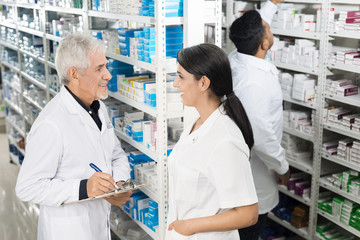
60,86,100,132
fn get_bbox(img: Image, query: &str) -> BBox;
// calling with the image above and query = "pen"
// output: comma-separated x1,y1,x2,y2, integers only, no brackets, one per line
89,163,118,189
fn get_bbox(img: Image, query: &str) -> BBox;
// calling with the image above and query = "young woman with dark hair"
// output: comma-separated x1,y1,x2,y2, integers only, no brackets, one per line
165,43,258,240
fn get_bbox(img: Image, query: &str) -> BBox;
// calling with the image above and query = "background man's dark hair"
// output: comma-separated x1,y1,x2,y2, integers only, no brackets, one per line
229,10,265,56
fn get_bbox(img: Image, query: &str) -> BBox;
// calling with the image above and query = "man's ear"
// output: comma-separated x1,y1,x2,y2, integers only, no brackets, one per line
261,39,270,51
199,75,211,91
67,67,79,84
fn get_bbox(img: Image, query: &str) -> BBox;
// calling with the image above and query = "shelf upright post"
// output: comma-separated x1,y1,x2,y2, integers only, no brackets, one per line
225,0,235,54
15,2,26,136
155,0,168,238
214,0,222,48
43,8,51,102
310,0,332,238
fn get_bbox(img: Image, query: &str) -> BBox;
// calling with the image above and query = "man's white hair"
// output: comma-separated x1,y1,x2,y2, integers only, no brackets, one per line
55,33,106,85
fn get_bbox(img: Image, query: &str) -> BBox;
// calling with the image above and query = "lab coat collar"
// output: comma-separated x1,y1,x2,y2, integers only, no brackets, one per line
234,51,279,76
184,105,224,141
60,86,100,131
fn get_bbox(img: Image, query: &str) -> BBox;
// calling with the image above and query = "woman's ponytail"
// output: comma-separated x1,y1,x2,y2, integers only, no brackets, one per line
224,93,254,150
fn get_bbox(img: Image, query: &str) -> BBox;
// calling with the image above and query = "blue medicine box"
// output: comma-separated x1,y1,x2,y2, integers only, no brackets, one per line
149,199,158,208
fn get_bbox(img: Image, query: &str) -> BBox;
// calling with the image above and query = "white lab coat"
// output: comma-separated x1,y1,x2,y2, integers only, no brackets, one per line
16,86,130,240
229,51,289,214
166,106,258,240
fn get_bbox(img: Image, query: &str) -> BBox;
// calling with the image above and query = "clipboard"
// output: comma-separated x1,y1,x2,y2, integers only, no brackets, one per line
62,180,149,206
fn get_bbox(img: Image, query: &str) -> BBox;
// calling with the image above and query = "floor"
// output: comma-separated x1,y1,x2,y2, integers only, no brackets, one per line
0,133,37,240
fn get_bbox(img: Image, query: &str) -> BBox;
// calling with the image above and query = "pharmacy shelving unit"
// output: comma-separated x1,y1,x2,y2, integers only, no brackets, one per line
0,1,222,239
224,0,359,239
317,0,360,239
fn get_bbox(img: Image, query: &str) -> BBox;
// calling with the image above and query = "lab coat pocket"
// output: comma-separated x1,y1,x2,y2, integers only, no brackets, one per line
175,167,199,202
50,211,91,240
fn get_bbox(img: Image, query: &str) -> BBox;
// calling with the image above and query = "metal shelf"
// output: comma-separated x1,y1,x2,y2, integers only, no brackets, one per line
268,212,310,240
319,177,360,205
44,5,83,15
330,0,360,4
88,10,183,25
287,157,313,175
0,1,15,6
119,206,159,240
21,72,47,90
4,98,23,115
328,63,360,74
317,210,360,238
108,91,157,117
284,0,322,2
114,128,157,161
325,93,360,108
106,51,177,74
20,49,45,63
329,31,360,40
322,152,360,173
0,39,18,51
7,134,25,156
49,88,58,96
1,61,20,73
272,29,321,40
17,26,44,37
283,95,317,109
323,123,360,141
47,61,56,69
140,186,159,203
278,185,311,206
283,126,315,143
275,61,319,75
5,117,25,137
16,2,41,9
45,34,63,42
0,21,17,29
108,91,183,119
23,94,43,111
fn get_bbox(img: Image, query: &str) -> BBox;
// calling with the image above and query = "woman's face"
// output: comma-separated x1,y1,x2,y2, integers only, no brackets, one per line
173,64,203,107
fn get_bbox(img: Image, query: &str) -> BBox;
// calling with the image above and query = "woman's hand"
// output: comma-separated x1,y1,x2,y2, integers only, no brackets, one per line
168,220,194,236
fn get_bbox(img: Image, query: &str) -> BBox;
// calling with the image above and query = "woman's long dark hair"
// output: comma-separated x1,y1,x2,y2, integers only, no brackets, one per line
177,43,254,149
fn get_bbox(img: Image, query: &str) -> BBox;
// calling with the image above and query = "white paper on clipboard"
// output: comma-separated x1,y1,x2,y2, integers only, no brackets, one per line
62,182,149,206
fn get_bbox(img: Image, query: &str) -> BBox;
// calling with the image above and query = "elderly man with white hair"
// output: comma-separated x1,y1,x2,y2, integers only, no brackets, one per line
16,33,131,240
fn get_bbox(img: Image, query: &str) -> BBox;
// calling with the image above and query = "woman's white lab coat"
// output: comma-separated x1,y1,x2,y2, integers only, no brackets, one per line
166,106,258,240
15,86,130,240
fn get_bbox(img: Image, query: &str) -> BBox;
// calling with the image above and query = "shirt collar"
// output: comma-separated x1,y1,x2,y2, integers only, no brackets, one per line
232,50,279,75
65,86,99,114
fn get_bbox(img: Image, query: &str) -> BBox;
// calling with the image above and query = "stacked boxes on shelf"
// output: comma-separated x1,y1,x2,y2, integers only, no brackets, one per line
48,16,84,37
287,171,311,200
317,222,356,240
272,193,309,229
139,0,183,17
135,26,183,63
323,139,360,165
324,170,360,198
329,48,360,67
268,37,319,69
122,192,159,232
107,59,134,92
283,108,315,135
326,79,359,97
329,10,360,33
272,3,321,32
128,151,154,180
1,48,19,68
323,106,360,133
118,28,142,57
279,72,317,102
45,0,83,8
318,191,360,233
282,133,313,165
